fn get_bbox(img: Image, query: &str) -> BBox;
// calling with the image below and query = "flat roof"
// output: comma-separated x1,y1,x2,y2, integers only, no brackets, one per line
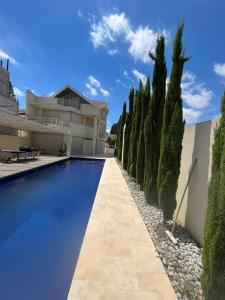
0,110,69,135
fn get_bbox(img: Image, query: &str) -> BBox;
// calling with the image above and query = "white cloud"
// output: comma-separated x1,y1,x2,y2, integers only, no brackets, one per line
182,87,213,109
90,20,115,48
108,48,118,56
180,70,215,123
127,27,157,63
183,108,202,124
77,10,84,19
89,12,167,63
88,75,101,88
123,70,135,84
13,87,24,97
48,91,55,96
132,69,147,84
182,71,213,109
182,70,196,82
103,12,131,36
86,75,110,98
214,63,225,78
100,87,110,97
181,71,196,89
85,83,97,96
116,78,130,89
0,49,18,65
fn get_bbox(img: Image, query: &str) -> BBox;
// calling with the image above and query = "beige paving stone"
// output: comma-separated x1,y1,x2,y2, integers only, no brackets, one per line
68,158,177,300
0,155,67,179
68,280,102,300
69,280,160,300
101,289,160,300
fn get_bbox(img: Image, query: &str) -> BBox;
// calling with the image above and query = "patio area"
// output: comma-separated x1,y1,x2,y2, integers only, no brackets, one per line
68,158,177,299
0,155,67,179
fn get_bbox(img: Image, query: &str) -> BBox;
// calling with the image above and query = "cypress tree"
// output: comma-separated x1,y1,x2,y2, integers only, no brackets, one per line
123,88,134,170
144,35,167,204
136,77,150,189
9,81,16,101
110,122,118,134
115,115,121,158
157,23,190,222
118,102,127,161
201,92,225,299
128,81,143,177
127,91,136,174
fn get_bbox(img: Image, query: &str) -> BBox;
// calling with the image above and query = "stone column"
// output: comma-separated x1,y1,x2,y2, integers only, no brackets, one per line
92,117,98,155
64,131,72,156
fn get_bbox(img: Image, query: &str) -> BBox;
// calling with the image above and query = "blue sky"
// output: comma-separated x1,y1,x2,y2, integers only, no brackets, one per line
1,0,225,130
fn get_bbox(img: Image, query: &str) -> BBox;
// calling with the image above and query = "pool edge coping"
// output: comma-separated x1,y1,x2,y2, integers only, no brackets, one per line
67,158,177,299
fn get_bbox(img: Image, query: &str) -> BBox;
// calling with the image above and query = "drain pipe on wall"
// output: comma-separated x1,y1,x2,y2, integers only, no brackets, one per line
165,158,198,244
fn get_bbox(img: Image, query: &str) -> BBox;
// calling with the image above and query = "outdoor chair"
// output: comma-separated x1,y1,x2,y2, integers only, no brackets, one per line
19,146,40,160
0,150,17,163
18,151,30,160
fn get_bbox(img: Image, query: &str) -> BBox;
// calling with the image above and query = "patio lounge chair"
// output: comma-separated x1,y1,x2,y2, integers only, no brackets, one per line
0,150,17,163
19,146,40,159
18,151,30,160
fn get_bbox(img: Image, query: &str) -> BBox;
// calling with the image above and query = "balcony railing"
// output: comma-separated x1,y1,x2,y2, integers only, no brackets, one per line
57,97,80,110
28,116,70,127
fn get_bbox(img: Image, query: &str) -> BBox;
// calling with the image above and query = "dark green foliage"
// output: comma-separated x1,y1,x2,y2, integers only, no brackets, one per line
157,23,190,222
144,35,167,204
128,81,143,177
201,92,225,300
114,116,121,158
110,122,118,135
9,81,17,102
123,88,134,170
116,102,127,161
127,92,136,173
106,136,116,146
136,78,150,189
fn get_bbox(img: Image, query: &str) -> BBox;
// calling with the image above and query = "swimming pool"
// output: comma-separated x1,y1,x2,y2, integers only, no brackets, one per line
0,159,104,300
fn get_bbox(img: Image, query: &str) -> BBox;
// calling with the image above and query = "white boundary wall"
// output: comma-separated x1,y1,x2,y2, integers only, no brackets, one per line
175,119,218,245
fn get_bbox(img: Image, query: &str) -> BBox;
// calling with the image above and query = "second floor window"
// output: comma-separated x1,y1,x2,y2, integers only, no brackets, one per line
57,97,80,110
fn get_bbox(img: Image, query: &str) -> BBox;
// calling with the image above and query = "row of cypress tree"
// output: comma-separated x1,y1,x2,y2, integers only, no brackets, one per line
116,23,188,223
201,92,225,299
115,22,225,300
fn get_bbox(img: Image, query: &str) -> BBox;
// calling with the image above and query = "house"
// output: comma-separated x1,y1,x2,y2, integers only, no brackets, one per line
0,58,109,156
0,61,75,154
0,60,19,136
26,85,108,155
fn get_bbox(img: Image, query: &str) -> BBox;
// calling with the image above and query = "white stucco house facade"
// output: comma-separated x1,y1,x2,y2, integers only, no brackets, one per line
26,85,109,155
0,61,71,152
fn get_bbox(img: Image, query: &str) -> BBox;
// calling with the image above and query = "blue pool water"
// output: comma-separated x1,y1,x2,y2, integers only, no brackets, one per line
0,159,104,300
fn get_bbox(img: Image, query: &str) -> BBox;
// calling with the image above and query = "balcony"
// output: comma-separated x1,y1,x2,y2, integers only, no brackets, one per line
28,116,94,138
57,97,80,110
27,116,70,133
41,116,69,127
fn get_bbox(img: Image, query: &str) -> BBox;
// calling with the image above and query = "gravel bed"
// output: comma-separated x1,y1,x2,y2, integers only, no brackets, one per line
120,166,203,300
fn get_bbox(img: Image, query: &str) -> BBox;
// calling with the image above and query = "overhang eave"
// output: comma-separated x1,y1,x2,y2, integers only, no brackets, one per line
0,110,69,135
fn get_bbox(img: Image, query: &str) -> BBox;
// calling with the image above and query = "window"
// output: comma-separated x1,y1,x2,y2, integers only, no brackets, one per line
71,113,83,124
85,117,94,128
57,97,80,110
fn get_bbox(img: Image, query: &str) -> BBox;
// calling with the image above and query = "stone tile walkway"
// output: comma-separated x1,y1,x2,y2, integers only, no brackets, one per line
0,155,67,179
68,158,177,299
